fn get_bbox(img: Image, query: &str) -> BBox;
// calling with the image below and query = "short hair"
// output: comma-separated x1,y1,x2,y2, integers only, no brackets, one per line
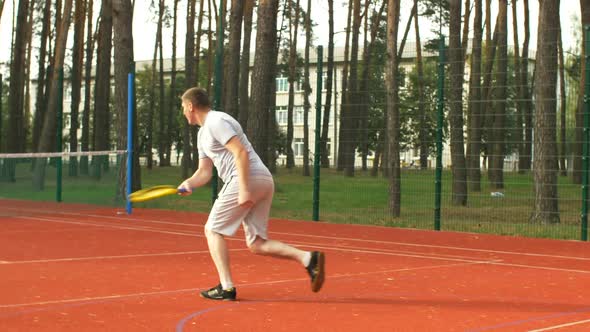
182,87,211,109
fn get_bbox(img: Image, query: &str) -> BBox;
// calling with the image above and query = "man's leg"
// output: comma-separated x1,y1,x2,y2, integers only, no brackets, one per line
248,237,311,267
205,227,235,289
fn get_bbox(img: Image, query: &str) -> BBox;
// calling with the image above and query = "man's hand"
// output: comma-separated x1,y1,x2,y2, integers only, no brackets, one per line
178,180,193,196
238,190,254,208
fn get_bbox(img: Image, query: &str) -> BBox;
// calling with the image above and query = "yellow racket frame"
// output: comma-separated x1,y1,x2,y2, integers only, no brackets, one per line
128,185,181,203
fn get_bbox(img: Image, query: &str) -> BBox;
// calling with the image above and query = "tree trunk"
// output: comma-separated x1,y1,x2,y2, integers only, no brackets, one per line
397,1,416,61
182,0,196,178
519,0,533,173
449,0,468,205
414,0,428,170
32,0,52,154
0,0,5,24
359,1,386,172
573,0,590,183
343,0,362,177
467,0,483,191
190,0,207,171
32,0,73,190
286,0,301,169
92,0,112,178
359,0,369,171
511,0,524,176
149,0,164,170
22,1,34,151
238,0,254,128
337,0,353,171
113,0,140,200
531,0,560,224
320,0,334,168
224,0,243,118
302,0,311,176
482,15,499,181
461,0,471,62
371,141,382,177
6,0,30,158
558,23,567,177
386,0,401,216
157,0,166,167
69,0,86,176
206,0,214,91
163,0,178,167
489,0,508,190
248,0,279,166
80,0,94,175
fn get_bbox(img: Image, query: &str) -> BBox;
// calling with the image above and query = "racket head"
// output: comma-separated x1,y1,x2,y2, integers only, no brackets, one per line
128,185,180,203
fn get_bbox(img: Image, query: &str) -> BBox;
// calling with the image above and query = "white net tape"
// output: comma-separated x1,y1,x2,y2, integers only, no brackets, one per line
0,150,128,159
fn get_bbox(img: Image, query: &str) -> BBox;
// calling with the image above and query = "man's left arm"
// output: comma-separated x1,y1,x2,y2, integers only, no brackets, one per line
225,137,253,207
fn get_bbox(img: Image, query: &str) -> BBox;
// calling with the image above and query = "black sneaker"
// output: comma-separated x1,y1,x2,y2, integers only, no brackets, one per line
200,284,237,301
306,251,325,292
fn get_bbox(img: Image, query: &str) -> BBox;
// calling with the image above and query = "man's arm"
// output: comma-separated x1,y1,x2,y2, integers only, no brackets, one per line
178,158,214,193
225,136,253,206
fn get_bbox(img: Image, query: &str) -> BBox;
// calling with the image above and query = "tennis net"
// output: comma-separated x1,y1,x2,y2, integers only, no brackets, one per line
0,150,128,207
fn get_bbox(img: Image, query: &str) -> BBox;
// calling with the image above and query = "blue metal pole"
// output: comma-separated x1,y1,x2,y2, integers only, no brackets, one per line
126,72,134,214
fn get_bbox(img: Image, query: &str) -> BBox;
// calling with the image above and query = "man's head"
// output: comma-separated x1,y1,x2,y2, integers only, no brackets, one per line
181,87,211,125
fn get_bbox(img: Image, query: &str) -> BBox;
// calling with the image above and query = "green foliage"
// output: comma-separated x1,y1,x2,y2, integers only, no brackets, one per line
399,59,442,155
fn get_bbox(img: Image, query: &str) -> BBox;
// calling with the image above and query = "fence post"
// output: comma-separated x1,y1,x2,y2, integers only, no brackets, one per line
56,68,64,202
211,0,225,204
313,46,324,221
581,26,590,241
434,37,446,231
127,64,135,215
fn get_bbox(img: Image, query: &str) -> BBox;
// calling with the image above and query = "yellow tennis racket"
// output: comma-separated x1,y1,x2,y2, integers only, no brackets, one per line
128,185,189,203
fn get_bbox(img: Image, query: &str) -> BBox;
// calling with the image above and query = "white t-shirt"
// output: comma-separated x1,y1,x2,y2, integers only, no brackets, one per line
197,111,271,182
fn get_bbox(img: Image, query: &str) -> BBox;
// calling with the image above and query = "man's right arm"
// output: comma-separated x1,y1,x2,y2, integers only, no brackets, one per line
178,158,214,194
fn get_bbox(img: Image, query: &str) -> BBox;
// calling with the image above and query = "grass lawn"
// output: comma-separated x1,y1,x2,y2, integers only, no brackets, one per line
0,160,585,240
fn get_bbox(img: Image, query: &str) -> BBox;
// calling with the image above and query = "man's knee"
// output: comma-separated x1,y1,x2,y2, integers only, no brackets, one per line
248,237,266,255
204,227,219,239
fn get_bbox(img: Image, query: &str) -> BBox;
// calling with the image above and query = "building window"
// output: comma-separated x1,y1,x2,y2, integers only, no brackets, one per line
293,138,304,157
276,106,304,125
276,76,288,93
294,106,304,125
276,106,288,125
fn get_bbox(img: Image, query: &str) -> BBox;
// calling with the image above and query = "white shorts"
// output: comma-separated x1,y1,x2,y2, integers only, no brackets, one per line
205,176,274,245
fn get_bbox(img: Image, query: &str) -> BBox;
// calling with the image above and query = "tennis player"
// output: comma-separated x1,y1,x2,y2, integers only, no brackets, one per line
178,87,325,301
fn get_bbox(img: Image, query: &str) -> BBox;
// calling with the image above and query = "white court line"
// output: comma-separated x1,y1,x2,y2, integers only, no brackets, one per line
0,249,249,265
4,205,590,262
0,259,491,309
17,216,500,265
16,215,590,274
528,318,590,332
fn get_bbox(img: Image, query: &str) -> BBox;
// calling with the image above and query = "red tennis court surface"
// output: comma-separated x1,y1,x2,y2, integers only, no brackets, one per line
1,199,589,332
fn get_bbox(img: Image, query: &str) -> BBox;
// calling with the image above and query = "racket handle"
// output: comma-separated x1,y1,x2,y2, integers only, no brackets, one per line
178,188,189,194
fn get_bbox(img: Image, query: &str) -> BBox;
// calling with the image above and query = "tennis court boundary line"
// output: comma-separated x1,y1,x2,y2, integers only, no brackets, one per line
0,249,250,265
17,216,498,265
15,215,590,274
528,318,590,332
4,205,590,262
0,259,491,309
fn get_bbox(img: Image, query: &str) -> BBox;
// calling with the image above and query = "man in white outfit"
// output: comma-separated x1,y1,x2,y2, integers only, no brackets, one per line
178,87,325,301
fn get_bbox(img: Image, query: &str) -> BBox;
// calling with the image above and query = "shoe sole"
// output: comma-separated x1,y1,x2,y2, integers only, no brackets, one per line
199,293,237,301
311,252,325,292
